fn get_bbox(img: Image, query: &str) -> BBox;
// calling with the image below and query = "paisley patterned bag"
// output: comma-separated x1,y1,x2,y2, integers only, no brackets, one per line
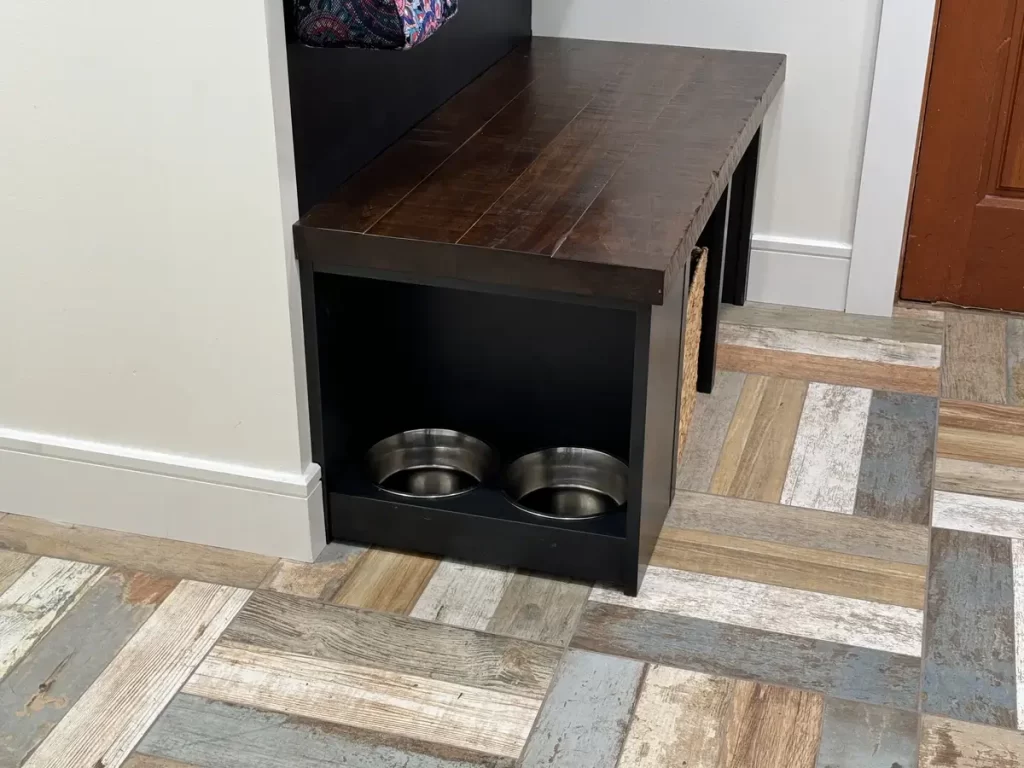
292,0,458,49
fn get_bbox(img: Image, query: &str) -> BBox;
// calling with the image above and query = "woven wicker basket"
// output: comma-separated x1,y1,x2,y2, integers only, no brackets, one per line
677,247,707,466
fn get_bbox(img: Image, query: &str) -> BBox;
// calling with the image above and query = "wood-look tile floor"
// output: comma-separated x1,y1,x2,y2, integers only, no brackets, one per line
3,301,1024,766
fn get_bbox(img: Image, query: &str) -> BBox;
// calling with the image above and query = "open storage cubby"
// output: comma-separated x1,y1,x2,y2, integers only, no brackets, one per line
313,271,644,585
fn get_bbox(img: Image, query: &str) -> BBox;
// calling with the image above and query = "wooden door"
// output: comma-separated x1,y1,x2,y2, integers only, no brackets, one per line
902,0,1024,311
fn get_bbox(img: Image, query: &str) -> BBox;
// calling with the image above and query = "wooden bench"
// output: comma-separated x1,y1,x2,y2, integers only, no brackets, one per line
295,37,785,594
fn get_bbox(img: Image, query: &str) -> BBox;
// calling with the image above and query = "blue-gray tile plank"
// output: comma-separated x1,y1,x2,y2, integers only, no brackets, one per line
922,528,1016,728
135,693,515,768
815,698,918,768
854,391,937,525
518,649,644,768
572,603,921,710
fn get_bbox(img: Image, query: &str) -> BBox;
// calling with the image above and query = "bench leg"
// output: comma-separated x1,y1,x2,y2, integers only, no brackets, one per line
722,128,761,306
696,184,731,394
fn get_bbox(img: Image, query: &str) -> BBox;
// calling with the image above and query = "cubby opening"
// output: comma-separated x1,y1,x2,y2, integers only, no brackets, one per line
314,272,637,536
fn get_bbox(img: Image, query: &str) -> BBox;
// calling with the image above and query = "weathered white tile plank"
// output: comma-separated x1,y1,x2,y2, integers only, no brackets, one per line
22,581,250,768
184,643,541,759
1015,538,1024,731
720,324,942,368
617,666,732,767
933,490,1024,540
781,383,873,514
591,566,923,656
0,557,104,678
410,560,514,630
518,649,644,768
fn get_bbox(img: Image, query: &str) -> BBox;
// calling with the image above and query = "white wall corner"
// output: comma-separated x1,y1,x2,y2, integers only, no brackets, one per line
748,235,851,311
0,429,327,562
846,0,938,317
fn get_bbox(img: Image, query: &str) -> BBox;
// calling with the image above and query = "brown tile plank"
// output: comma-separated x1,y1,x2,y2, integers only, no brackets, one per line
222,589,559,698
0,549,36,595
935,457,1024,502
920,715,1024,767
259,542,367,601
668,490,930,566
942,312,1008,404
922,529,1016,728
572,603,921,711
651,527,926,608
0,512,277,589
939,399,1024,436
618,666,823,768
331,547,440,613
854,390,938,525
718,344,941,396
938,426,1024,469
709,375,806,502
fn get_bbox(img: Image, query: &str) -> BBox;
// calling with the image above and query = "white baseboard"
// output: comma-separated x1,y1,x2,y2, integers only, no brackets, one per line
0,428,326,562
748,235,851,311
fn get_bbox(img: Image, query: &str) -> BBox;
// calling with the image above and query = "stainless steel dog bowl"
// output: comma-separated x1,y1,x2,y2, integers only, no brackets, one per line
505,448,628,519
367,429,494,499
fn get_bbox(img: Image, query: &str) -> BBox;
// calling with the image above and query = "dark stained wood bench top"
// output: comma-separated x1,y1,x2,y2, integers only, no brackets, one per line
295,37,785,305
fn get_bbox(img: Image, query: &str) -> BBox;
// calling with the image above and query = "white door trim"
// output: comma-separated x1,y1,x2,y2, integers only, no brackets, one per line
845,0,939,316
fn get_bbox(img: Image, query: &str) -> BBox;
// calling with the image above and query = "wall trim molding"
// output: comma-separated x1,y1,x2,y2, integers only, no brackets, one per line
748,236,851,311
0,427,319,498
752,234,852,261
846,0,938,316
0,428,326,561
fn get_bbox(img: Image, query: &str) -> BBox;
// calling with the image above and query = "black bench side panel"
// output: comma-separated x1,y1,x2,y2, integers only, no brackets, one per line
287,0,532,214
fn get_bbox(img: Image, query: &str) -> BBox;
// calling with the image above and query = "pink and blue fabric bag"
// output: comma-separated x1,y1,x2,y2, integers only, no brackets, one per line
292,0,458,49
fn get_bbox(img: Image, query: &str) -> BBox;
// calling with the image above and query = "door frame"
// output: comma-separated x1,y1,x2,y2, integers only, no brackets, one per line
845,0,940,316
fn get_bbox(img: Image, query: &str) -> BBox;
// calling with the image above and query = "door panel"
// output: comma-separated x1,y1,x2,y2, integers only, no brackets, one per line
902,0,1024,311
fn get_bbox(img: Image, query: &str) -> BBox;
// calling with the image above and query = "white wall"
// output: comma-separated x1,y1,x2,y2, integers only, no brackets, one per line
534,0,886,310
0,0,324,559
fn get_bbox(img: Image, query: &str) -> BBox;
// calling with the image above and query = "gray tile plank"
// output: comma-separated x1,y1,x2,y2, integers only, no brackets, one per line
942,312,1008,404
922,528,1016,728
676,370,745,492
814,699,918,768
668,490,929,566
854,391,937,525
136,693,514,768
518,649,644,768
486,572,590,647
721,302,945,345
222,589,559,698
1009,316,1024,407
0,570,176,766
572,603,921,711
